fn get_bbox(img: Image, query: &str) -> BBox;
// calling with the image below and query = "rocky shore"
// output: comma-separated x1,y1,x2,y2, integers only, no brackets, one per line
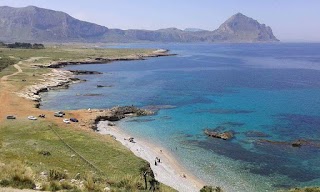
17,49,175,105
17,69,81,103
88,106,155,130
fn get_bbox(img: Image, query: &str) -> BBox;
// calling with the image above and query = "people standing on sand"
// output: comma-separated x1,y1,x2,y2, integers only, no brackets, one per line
155,160,157,166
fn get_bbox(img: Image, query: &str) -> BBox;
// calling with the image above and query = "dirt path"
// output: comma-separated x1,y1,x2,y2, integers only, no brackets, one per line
0,64,22,81
0,63,41,123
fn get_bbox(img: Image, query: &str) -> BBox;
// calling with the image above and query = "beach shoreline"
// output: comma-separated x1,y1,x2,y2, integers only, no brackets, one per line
97,121,205,192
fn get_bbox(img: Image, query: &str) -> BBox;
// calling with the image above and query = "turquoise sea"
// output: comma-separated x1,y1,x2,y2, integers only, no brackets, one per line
41,43,320,191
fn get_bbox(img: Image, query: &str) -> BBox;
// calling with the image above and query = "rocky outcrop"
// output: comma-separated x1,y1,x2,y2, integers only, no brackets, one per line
109,106,154,121
97,85,112,88
17,69,82,102
43,50,175,68
90,106,154,130
69,70,102,75
204,129,234,140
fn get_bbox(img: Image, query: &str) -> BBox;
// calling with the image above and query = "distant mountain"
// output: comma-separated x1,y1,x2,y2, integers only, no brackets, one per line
0,6,108,42
0,6,279,43
211,13,279,42
184,28,207,32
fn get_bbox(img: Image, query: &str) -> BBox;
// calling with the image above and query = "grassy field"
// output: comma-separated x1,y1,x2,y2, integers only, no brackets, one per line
0,46,154,65
0,120,175,191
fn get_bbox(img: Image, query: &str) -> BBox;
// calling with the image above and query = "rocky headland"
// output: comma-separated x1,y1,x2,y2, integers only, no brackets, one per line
17,69,81,102
43,49,175,68
89,106,155,130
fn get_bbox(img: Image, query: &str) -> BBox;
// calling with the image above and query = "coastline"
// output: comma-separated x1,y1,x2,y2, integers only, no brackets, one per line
97,121,205,192
12,48,208,191
17,49,175,103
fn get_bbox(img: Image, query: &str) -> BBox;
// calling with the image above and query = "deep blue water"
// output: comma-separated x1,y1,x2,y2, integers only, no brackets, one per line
41,43,320,191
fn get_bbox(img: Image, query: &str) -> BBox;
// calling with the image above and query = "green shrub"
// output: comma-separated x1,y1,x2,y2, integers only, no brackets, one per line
0,179,10,187
60,181,74,190
48,169,68,181
305,188,320,192
0,162,36,189
84,174,103,192
11,174,35,189
0,56,16,71
49,181,61,191
200,185,223,192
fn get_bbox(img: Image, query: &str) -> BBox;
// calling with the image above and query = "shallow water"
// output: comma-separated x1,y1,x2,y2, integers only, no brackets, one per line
41,43,320,191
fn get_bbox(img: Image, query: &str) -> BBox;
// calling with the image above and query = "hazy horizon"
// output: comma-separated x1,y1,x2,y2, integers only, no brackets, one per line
1,0,320,42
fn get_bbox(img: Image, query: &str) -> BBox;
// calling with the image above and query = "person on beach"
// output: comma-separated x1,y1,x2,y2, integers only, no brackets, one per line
155,160,157,166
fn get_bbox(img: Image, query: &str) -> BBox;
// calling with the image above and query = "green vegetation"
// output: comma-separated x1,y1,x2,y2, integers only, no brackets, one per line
0,46,154,63
6,42,45,49
0,121,175,191
0,55,16,72
200,186,223,192
0,46,155,78
290,187,320,192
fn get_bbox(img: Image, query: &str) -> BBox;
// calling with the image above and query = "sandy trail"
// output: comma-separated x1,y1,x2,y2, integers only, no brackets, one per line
0,64,22,81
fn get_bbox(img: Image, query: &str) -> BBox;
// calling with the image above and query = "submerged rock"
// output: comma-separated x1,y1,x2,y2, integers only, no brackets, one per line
245,131,270,138
257,139,320,148
204,129,234,140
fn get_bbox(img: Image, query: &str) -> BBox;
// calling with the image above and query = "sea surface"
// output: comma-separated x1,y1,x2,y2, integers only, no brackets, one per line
41,43,320,191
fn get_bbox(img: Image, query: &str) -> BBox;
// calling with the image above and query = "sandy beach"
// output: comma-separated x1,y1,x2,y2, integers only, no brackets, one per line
97,121,205,192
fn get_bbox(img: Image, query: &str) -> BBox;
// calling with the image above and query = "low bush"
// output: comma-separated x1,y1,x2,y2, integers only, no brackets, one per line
48,169,68,181
200,185,223,192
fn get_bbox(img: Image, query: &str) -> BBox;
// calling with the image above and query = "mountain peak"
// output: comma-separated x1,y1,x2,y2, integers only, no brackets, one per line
215,13,279,42
232,12,246,18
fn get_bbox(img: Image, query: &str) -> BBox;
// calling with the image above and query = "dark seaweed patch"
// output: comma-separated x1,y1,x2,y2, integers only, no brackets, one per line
187,137,320,183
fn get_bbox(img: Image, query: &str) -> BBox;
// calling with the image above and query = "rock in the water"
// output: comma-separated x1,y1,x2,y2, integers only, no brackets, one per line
69,70,102,75
204,129,234,140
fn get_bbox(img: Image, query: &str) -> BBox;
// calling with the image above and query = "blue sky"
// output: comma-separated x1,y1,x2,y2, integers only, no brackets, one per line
1,0,320,42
